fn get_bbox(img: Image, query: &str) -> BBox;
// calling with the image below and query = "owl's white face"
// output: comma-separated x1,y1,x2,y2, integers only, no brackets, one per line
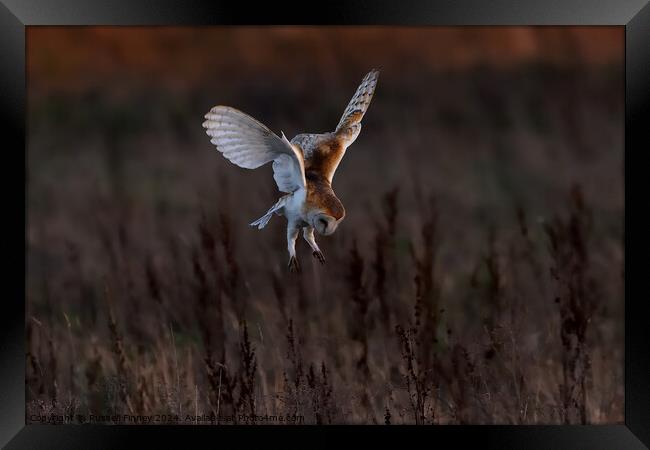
313,213,340,236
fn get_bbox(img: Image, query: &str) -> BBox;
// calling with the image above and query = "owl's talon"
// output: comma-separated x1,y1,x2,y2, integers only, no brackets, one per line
312,251,325,265
288,256,301,273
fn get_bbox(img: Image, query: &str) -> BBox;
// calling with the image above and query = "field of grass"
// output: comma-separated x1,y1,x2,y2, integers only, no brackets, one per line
26,28,623,425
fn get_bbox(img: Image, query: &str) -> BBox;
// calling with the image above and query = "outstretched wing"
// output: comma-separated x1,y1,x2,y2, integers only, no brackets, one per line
293,70,379,184
335,69,380,141
203,106,306,193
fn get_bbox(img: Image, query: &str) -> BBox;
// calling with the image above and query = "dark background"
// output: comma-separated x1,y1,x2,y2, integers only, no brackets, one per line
26,27,623,424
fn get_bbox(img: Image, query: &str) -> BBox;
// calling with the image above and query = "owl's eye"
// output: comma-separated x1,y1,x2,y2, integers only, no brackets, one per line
319,218,328,228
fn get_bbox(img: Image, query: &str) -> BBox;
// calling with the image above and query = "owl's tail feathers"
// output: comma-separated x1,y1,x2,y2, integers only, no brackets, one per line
250,196,286,230
250,214,273,230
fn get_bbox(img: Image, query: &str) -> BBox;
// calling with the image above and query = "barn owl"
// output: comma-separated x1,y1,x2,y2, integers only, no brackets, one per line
202,70,379,272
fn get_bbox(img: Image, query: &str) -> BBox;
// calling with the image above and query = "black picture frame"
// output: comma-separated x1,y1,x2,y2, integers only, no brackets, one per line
2,1,648,448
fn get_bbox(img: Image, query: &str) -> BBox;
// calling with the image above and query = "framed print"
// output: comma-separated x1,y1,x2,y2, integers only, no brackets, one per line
1,0,648,448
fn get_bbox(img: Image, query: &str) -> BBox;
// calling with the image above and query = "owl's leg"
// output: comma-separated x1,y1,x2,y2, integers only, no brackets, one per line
287,223,301,273
303,227,325,265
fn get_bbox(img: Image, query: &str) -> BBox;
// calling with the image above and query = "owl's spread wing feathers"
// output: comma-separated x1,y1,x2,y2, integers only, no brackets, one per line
204,71,378,190
203,106,306,193
335,69,380,136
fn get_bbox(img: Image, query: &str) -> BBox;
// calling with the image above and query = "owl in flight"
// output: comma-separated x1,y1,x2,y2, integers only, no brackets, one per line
203,70,379,272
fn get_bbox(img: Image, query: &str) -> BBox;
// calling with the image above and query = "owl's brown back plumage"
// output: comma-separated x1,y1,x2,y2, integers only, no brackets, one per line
304,172,345,220
291,69,380,185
